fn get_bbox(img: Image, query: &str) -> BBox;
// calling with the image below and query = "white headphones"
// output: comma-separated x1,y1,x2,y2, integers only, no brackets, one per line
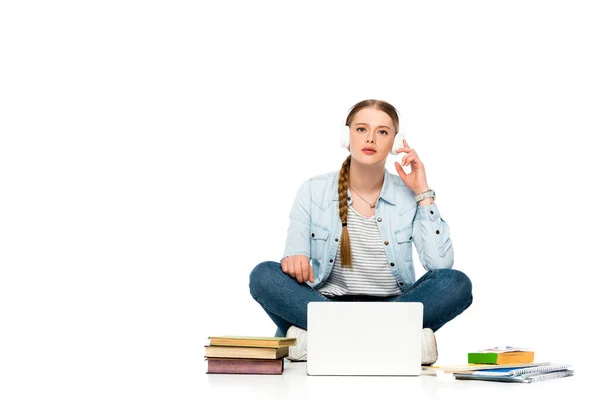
340,115,407,155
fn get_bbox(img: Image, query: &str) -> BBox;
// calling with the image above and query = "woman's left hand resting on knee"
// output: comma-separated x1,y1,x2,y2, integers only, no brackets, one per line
281,255,315,284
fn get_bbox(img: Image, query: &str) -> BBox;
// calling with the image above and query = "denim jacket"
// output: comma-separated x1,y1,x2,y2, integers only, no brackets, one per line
280,168,454,290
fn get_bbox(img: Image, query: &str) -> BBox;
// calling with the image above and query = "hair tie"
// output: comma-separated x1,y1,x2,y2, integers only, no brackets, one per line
342,223,347,227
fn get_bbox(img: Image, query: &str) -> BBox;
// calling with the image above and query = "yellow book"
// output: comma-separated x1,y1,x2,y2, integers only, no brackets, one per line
208,336,296,348
204,345,289,359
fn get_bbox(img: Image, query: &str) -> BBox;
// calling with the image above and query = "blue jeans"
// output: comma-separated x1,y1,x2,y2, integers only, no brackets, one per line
249,261,473,337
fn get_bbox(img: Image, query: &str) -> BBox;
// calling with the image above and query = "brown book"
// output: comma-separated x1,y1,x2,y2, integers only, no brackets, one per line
204,345,289,359
208,336,296,348
206,357,284,375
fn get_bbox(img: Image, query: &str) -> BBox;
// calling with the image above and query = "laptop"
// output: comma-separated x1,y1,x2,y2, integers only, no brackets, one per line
306,301,423,376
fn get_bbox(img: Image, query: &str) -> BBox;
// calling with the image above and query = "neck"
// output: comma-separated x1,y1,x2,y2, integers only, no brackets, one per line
348,159,385,194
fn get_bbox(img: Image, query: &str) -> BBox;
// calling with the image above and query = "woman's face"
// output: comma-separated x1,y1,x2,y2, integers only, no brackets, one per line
348,108,396,165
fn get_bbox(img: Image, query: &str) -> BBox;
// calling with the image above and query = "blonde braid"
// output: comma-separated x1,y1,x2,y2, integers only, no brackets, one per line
338,154,352,268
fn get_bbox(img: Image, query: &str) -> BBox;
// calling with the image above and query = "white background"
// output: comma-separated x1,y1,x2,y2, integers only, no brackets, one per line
1,1,598,398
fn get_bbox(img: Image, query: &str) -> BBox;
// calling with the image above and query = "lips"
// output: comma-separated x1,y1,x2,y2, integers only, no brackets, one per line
362,149,376,154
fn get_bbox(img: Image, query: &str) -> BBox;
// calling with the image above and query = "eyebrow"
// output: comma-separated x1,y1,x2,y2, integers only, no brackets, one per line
354,122,391,130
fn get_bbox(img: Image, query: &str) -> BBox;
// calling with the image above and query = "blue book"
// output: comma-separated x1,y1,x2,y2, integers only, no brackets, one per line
469,363,572,376
454,369,574,383
454,363,574,383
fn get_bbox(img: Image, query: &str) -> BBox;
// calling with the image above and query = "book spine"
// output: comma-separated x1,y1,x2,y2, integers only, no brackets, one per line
205,345,286,359
526,370,574,383
467,353,498,364
207,359,283,375
497,352,534,364
209,342,288,348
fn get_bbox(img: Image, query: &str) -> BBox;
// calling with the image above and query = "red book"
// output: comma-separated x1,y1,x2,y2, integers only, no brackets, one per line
206,357,284,375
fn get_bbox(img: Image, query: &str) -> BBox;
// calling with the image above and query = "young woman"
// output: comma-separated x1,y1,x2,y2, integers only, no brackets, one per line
249,99,473,365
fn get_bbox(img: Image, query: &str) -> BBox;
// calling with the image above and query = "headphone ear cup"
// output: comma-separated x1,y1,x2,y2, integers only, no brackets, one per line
390,132,405,155
340,123,350,150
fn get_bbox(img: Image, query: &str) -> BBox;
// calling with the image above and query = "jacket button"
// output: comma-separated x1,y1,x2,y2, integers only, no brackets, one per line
330,259,333,263
312,233,315,237
436,230,440,234
384,241,389,245
430,210,434,214
335,238,339,242
409,236,412,240
399,282,404,286
390,262,395,267
377,217,382,222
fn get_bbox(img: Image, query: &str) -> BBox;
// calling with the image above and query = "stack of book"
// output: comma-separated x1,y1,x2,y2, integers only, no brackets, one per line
423,346,574,383
204,336,297,375
453,363,574,383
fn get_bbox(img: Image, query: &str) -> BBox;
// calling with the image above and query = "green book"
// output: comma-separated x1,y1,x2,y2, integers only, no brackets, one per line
468,353,502,364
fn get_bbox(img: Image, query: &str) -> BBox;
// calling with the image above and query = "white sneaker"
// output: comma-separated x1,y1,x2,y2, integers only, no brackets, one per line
285,325,307,362
421,328,438,365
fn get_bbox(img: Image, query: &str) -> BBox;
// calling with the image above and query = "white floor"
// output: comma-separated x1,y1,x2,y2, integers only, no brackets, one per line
204,359,582,400
0,311,589,399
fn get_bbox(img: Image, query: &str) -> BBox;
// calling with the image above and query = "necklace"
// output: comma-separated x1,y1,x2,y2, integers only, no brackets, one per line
349,185,380,209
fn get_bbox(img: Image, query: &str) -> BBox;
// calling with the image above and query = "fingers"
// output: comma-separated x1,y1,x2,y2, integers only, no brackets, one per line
394,161,406,178
281,258,288,274
395,139,411,154
395,146,416,157
403,154,416,166
294,260,304,283
282,256,313,284
283,258,296,278
301,258,310,282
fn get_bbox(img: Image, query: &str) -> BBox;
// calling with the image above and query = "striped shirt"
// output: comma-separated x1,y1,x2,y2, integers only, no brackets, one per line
317,205,403,297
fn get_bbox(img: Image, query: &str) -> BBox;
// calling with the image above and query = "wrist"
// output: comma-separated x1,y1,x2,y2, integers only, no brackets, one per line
414,187,434,206
418,197,435,207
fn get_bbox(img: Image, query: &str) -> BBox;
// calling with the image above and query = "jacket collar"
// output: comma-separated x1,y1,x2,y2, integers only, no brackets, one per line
330,168,396,206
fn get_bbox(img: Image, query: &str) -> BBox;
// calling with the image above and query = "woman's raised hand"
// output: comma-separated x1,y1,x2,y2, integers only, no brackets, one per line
393,138,431,194
281,255,314,283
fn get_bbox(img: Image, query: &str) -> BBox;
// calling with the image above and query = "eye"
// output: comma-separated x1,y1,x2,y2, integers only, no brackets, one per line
356,127,388,135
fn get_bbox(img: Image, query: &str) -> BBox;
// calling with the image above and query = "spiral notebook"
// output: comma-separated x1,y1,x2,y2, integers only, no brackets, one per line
454,363,574,383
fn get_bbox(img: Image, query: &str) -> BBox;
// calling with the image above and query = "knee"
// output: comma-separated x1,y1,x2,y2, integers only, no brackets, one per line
435,269,472,303
249,261,280,298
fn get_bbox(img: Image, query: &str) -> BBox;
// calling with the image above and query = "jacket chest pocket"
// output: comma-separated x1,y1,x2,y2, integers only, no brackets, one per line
394,226,413,262
309,224,329,262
